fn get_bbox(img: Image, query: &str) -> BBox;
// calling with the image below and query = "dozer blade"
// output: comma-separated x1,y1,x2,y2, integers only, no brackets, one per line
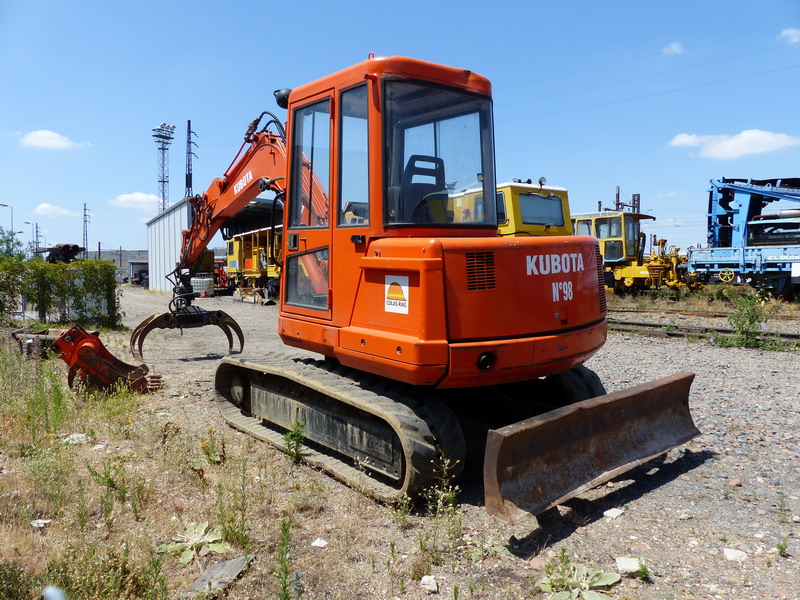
484,372,698,523
130,307,244,361
50,325,163,393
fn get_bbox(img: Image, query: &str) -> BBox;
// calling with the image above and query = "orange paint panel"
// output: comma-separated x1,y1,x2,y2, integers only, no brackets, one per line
278,316,336,355
334,345,447,386
339,326,449,366
437,236,603,341
350,240,449,341
350,269,422,333
358,256,444,272
440,321,606,389
290,56,492,105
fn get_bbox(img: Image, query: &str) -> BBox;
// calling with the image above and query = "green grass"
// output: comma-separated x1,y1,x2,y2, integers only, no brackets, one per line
0,344,169,598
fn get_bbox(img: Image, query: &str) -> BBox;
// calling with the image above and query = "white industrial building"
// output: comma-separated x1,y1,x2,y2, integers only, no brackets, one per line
146,199,190,294
145,195,278,294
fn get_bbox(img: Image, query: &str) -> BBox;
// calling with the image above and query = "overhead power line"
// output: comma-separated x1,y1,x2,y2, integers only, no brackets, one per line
501,41,796,107
496,17,800,92
498,63,800,123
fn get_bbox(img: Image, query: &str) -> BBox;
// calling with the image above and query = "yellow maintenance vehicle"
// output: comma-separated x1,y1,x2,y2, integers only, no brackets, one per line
446,178,572,236
572,188,696,294
496,178,573,237
226,228,281,301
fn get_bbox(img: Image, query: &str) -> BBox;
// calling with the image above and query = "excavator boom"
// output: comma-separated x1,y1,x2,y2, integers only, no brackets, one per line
131,114,293,359
131,108,337,359
177,125,289,273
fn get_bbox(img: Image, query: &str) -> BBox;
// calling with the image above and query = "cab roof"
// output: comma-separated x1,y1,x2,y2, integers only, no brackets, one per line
289,56,492,104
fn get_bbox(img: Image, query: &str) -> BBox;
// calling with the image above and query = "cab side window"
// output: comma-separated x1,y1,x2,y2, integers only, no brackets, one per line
290,100,331,228
338,85,369,226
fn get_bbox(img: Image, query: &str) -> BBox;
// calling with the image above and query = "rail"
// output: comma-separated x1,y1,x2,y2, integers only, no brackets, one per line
607,318,800,342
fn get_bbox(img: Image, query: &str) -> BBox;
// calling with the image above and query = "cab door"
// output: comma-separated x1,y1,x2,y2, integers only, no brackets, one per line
282,94,333,319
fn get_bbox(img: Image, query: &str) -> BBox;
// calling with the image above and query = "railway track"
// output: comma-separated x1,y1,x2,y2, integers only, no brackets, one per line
609,307,800,320
607,318,800,342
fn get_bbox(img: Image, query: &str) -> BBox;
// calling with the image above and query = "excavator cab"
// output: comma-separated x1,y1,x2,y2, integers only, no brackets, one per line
275,59,608,388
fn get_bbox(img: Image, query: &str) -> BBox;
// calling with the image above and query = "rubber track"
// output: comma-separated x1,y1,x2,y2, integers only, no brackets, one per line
215,354,465,502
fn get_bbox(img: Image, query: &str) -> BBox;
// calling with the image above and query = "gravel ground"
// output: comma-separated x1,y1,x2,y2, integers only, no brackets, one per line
111,286,799,600
582,335,799,600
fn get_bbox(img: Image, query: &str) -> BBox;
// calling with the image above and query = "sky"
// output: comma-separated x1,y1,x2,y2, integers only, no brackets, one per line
1,0,799,254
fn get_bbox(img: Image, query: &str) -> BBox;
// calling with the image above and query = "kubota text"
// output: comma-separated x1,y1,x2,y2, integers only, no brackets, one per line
526,253,585,276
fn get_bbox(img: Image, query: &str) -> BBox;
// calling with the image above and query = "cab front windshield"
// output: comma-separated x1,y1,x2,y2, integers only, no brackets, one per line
383,80,496,227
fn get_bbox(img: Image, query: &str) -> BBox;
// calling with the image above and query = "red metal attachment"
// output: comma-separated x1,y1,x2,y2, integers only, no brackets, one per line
12,327,96,358
49,325,163,393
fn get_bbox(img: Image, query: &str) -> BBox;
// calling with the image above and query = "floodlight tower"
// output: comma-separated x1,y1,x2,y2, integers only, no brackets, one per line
185,120,198,199
152,123,176,213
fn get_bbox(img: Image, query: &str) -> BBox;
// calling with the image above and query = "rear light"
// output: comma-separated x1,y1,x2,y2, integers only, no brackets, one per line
476,351,496,371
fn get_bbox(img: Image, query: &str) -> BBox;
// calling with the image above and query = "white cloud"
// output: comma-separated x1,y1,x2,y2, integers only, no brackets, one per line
109,192,159,212
779,28,800,44
662,42,683,55
652,191,678,199
35,203,80,217
669,129,800,159
20,130,91,150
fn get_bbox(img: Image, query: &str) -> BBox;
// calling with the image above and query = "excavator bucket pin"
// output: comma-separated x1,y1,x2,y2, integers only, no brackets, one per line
130,306,244,361
484,372,698,523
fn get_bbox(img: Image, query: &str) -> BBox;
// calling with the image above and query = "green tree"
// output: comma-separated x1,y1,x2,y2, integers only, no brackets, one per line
0,227,26,260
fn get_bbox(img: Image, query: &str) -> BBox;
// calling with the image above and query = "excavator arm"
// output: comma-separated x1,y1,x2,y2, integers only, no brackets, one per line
131,113,290,361
131,110,332,360
177,119,289,279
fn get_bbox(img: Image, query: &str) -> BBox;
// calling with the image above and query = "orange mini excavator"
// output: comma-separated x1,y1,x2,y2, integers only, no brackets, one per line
132,56,699,522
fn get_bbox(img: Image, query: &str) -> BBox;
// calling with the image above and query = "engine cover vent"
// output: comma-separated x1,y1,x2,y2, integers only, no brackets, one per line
596,246,607,313
466,251,496,290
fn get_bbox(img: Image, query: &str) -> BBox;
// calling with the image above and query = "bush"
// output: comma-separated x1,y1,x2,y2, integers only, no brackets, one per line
0,258,121,328
727,291,769,348
0,258,25,323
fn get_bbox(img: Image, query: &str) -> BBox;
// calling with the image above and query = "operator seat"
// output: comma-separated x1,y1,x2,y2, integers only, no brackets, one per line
402,155,449,223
